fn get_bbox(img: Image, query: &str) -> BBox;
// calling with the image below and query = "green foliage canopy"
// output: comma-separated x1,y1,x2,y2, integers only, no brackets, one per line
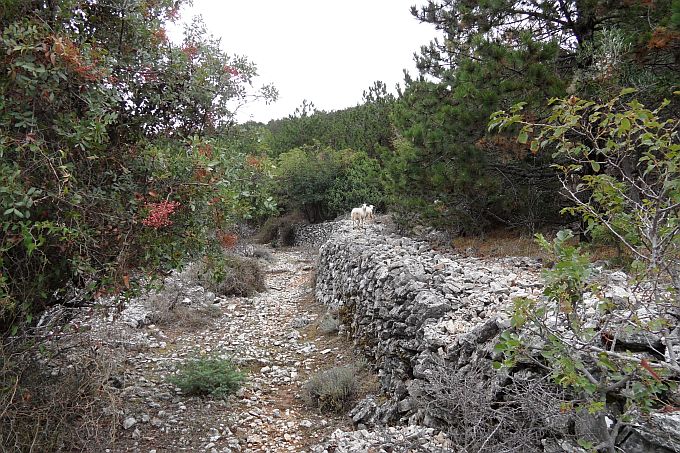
266,81,395,158
492,92,680,451
386,0,679,234
0,0,277,332
274,146,386,223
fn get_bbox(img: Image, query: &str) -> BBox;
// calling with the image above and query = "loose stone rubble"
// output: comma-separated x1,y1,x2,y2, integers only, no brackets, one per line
38,247,360,452
311,425,453,452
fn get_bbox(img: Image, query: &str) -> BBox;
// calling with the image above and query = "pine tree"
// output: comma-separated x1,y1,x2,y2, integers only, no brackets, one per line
388,0,679,234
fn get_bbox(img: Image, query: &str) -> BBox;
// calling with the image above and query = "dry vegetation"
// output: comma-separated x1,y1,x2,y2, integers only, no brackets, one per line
0,336,121,452
451,229,626,265
418,359,574,453
302,365,360,413
185,255,266,297
452,231,550,258
254,211,307,246
145,293,222,329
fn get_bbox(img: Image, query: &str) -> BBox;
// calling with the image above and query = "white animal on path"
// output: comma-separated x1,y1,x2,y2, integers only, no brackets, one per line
351,204,368,229
365,205,374,221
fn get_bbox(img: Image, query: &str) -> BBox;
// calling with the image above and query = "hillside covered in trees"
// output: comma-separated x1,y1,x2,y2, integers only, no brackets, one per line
1,0,679,451
260,0,679,234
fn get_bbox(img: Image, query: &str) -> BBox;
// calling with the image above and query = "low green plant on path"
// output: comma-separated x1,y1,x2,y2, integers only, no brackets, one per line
168,355,245,399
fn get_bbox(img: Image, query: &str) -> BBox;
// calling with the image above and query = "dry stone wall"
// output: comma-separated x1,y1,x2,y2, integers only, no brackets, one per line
293,221,344,248
313,219,680,452
314,220,542,420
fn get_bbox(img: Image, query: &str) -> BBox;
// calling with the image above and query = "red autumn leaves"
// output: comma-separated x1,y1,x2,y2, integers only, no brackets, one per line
142,200,181,229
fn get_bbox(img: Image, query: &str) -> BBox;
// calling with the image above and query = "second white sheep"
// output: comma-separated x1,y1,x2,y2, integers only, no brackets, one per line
351,204,368,229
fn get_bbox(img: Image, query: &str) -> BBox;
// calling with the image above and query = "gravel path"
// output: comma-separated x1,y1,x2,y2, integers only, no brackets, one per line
110,247,361,453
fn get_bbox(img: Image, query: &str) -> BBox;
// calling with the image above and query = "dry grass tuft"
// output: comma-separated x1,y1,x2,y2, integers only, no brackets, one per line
303,365,359,413
208,255,265,296
452,230,549,259
146,294,222,329
183,255,265,297
0,336,120,452
451,229,622,265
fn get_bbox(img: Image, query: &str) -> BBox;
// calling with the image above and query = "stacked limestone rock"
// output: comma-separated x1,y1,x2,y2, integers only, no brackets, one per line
313,219,680,452
293,220,344,248
315,221,541,408
311,220,546,450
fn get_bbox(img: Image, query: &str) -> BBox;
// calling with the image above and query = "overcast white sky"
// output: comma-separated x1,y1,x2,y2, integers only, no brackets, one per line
168,1,439,123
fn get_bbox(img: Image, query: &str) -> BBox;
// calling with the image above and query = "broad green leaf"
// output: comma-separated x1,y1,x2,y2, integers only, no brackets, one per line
620,118,631,133
530,140,539,153
518,130,529,144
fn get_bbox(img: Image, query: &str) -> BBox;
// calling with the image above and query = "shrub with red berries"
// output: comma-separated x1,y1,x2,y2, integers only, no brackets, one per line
142,200,181,229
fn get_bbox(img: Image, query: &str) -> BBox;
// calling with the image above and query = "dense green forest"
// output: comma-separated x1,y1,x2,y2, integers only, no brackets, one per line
262,0,680,233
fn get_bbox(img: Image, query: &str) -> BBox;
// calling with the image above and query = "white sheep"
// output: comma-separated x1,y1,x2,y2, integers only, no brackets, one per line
365,205,374,222
351,204,368,229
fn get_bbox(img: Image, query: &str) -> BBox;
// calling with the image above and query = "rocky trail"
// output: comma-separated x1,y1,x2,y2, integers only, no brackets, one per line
33,219,456,453
100,246,366,453
28,217,680,453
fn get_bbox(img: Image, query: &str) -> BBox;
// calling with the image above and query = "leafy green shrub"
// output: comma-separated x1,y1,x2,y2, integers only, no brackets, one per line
275,145,386,223
326,151,386,217
0,3,277,334
491,92,680,450
535,230,593,317
275,146,342,223
168,356,245,398
490,90,679,285
495,231,676,449
303,366,358,412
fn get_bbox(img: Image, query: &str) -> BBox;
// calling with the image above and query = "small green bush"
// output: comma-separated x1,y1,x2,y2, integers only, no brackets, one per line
168,356,245,398
303,366,358,413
